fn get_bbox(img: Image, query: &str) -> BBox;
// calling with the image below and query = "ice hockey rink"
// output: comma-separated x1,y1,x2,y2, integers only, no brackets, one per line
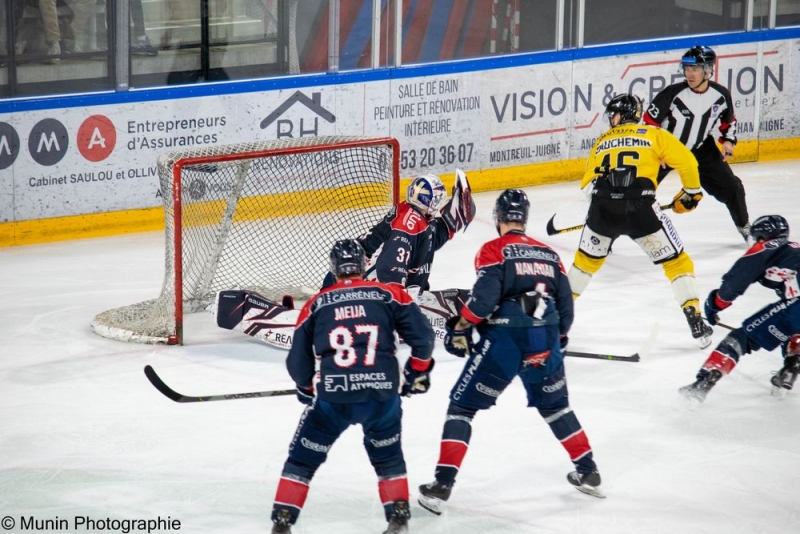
2,159,799,534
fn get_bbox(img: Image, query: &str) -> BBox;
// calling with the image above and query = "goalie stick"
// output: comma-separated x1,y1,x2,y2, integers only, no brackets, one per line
546,203,674,236
144,365,294,403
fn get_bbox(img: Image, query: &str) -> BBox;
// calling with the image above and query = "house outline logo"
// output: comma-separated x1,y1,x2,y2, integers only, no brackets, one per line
260,91,336,139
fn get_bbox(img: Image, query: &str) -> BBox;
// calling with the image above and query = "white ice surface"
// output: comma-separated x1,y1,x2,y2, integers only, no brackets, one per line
2,160,800,534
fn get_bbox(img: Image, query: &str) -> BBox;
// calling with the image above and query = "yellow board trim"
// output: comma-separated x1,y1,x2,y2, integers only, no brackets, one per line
2,138,797,248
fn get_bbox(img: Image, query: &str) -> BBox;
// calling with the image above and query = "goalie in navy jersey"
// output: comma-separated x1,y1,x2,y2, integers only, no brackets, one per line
417,189,604,517
643,45,751,243
269,240,435,534
326,171,475,295
679,215,800,402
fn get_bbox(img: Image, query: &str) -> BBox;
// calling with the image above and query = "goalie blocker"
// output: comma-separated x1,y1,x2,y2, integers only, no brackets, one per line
213,288,471,350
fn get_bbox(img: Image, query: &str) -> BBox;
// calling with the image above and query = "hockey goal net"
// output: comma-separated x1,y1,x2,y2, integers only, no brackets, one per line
92,136,400,345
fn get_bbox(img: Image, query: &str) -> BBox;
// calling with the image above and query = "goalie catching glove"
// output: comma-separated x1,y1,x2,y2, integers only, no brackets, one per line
440,169,476,234
444,316,474,357
401,357,435,396
672,188,704,213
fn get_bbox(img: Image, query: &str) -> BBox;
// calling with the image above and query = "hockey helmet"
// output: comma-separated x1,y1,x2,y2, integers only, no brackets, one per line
605,94,643,126
329,239,367,277
681,46,716,70
750,215,789,242
407,174,447,216
493,189,530,232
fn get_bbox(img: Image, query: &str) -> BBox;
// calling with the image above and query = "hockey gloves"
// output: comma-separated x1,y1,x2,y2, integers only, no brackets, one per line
401,358,435,397
440,169,476,235
560,334,569,352
444,316,473,358
703,289,731,326
295,385,315,406
672,188,704,214
400,356,434,397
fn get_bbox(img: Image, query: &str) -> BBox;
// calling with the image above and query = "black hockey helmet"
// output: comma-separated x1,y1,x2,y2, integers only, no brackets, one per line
494,189,529,231
605,94,643,126
329,239,367,277
750,215,790,242
681,46,716,69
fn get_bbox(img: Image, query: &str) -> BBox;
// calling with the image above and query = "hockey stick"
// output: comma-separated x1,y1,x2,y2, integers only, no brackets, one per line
565,350,639,362
704,317,736,331
545,203,674,236
564,322,659,362
144,365,294,403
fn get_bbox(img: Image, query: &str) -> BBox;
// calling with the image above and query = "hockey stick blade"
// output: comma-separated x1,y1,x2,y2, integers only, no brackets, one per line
564,322,658,363
547,204,674,236
546,214,585,236
144,365,294,403
565,350,640,362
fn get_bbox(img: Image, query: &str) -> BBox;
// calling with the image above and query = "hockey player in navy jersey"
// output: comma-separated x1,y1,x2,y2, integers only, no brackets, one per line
417,189,603,516
679,215,800,402
269,240,435,534
643,45,751,242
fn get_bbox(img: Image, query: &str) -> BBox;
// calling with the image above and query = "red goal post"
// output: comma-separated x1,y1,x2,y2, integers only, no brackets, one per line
92,136,400,345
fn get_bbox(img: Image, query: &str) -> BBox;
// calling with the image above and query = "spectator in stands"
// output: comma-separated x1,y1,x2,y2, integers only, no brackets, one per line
14,0,94,62
131,0,158,56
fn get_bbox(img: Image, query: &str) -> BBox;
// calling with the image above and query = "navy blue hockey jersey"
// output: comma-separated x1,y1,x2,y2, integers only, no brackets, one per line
359,202,453,290
287,278,434,403
717,238,800,306
460,230,574,337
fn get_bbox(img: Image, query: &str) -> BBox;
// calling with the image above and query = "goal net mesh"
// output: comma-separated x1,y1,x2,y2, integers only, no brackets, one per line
92,136,399,345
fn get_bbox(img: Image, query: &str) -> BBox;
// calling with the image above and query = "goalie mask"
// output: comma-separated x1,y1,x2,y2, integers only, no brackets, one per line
605,94,643,126
750,215,789,242
493,189,529,234
329,239,367,278
407,174,447,217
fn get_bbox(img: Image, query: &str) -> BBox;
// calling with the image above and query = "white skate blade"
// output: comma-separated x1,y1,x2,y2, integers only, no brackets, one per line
418,494,445,515
696,334,712,349
574,485,606,499
771,385,788,398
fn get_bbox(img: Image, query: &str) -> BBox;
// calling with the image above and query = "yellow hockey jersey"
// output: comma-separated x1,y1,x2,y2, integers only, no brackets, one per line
581,123,700,191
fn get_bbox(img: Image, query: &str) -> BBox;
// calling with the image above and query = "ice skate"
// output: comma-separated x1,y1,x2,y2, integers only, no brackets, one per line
271,509,292,533
418,481,452,515
770,367,798,397
737,223,751,245
679,370,722,402
683,306,713,348
383,500,410,534
567,470,605,499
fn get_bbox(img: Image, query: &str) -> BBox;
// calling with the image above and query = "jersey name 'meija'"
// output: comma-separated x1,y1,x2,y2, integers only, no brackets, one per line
334,305,367,321
515,262,555,277
594,137,653,153
503,244,559,262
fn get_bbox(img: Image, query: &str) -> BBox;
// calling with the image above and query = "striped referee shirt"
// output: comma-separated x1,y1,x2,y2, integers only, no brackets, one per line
643,80,737,151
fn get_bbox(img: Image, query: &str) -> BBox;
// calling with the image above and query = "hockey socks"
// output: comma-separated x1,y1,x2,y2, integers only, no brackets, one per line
540,405,597,474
